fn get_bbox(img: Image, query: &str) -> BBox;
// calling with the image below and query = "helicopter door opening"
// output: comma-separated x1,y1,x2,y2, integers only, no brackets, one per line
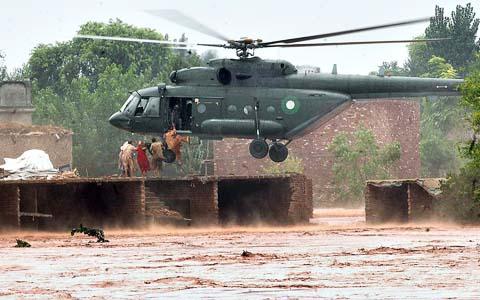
167,97,193,131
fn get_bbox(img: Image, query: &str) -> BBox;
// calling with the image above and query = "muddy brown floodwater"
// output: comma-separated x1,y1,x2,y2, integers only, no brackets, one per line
1,209,479,299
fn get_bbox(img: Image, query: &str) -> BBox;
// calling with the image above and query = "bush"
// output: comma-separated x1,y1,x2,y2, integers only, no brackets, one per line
328,127,401,206
262,154,304,174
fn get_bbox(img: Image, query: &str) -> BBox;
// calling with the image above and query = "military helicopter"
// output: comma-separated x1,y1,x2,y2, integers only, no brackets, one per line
76,10,463,163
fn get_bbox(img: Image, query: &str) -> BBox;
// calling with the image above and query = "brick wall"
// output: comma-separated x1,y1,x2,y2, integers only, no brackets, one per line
287,175,313,224
365,183,409,224
408,183,434,222
213,100,420,206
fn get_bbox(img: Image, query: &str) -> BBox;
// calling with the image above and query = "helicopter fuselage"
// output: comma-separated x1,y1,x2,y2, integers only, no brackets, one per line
109,57,462,143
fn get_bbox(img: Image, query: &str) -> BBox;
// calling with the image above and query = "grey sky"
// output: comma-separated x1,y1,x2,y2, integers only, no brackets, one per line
1,0,477,75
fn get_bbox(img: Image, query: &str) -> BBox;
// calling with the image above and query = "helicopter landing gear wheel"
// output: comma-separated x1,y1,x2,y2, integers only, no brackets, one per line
269,142,289,162
163,148,176,163
249,138,269,159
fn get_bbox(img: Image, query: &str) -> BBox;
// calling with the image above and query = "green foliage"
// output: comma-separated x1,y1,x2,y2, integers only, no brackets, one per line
421,56,458,78
328,127,401,205
71,224,109,243
0,51,27,81
418,58,464,177
419,95,465,177
0,51,7,81
439,168,480,221
407,4,479,76
200,50,219,64
30,20,203,176
176,139,211,176
369,61,408,76
437,70,480,222
405,36,431,76
262,154,305,174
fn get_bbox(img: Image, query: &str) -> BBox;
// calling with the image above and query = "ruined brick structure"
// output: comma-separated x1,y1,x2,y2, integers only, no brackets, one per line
365,178,442,223
0,174,313,230
213,100,421,206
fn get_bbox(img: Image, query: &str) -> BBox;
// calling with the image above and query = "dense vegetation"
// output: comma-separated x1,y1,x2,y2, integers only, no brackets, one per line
371,4,479,178
7,20,208,176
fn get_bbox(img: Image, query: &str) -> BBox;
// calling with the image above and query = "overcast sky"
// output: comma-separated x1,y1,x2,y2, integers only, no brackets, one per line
1,0,477,75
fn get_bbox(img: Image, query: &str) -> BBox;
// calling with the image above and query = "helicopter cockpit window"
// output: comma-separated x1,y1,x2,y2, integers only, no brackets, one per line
143,97,160,116
134,98,149,116
122,94,140,115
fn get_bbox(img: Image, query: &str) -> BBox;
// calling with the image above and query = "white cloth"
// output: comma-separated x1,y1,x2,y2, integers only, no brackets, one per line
1,149,58,179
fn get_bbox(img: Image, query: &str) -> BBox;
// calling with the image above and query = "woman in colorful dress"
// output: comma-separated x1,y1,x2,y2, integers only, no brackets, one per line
136,141,150,177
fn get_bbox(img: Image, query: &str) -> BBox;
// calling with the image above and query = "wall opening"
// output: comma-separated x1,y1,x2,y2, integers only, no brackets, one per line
365,184,408,223
218,179,290,225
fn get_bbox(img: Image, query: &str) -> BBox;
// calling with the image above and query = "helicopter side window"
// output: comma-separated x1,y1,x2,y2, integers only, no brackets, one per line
134,98,149,116
143,97,160,116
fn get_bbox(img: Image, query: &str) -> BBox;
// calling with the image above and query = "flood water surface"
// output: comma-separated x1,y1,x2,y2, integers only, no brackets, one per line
1,210,479,299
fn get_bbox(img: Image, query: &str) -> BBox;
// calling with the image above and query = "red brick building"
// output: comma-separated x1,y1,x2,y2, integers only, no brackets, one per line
213,100,420,206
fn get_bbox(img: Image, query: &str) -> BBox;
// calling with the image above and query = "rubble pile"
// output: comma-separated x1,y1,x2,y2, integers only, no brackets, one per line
146,207,184,218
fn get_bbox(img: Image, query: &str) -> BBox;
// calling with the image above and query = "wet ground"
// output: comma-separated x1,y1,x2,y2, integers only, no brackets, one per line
1,209,479,299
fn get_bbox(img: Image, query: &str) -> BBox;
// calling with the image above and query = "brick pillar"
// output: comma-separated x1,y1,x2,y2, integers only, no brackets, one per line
190,180,218,226
287,174,313,224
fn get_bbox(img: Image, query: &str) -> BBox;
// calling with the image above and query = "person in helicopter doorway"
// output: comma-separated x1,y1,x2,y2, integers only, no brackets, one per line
170,104,182,130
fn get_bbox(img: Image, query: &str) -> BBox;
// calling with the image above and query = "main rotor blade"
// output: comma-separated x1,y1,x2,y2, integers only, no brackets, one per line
261,17,430,46
74,34,207,49
263,38,449,48
146,9,230,42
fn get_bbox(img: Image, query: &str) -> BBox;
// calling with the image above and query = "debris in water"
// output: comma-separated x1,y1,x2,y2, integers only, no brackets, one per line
241,250,254,257
71,224,109,243
15,239,31,248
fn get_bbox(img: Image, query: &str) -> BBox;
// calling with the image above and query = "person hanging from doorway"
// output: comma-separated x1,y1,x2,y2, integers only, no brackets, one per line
136,141,150,177
164,126,189,163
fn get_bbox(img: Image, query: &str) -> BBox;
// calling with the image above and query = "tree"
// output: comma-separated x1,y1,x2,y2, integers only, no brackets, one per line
369,61,408,76
200,50,218,64
438,69,480,221
406,4,479,76
0,51,7,81
31,20,203,176
418,57,466,177
421,56,457,78
328,128,401,206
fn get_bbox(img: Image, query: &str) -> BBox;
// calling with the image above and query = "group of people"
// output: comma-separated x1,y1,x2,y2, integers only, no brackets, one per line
118,127,189,177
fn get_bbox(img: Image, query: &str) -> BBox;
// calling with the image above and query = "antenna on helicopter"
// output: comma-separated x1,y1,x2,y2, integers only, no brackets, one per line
332,64,338,75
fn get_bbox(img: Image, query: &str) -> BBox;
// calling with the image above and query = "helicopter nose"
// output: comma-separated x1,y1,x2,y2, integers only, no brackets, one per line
109,112,131,130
